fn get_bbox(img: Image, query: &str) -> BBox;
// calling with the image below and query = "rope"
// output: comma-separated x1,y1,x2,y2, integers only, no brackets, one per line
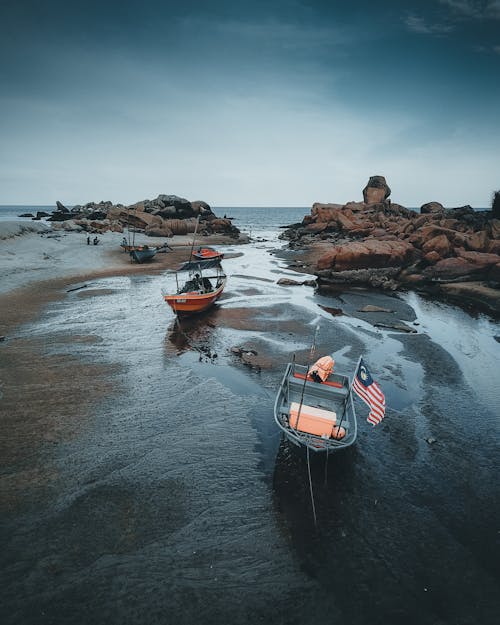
306,446,317,527
324,448,329,486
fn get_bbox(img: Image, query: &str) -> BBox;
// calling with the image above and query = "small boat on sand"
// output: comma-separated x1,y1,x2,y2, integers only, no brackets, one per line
162,258,226,315
274,361,357,453
130,246,157,263
191,246,224,261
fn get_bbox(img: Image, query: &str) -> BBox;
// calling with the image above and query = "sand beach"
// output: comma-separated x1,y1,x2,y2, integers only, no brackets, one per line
1,214,499,625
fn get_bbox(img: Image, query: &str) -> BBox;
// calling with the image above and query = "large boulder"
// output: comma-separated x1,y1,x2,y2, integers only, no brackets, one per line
191,200,212,215
362,176,391,205
421,234,452,257
466,230,490,252
488,219,500,240
311,203,344,223
164,218,197,235
455,249,500,270
317,239,415,272
145,224,173,238
56,200,70,213
421,201,445,215
156,195,192,212
106,207,161,230
423,257,483,280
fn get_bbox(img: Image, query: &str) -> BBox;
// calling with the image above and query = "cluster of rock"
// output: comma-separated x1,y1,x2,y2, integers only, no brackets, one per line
283,176,500,313
32,195,240,238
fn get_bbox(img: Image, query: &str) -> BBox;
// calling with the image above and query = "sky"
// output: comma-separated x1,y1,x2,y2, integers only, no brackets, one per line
0,0,499,207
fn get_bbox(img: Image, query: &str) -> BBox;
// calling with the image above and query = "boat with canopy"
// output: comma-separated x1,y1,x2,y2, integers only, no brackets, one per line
162,258,226,315
162,216,226,315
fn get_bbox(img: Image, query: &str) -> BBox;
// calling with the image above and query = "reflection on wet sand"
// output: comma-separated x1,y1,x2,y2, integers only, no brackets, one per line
165,306,220,355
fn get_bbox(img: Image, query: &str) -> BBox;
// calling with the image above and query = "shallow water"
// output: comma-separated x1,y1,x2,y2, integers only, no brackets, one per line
1,226,499,624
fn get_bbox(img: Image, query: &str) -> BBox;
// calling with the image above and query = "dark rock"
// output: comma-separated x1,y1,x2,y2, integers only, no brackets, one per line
156,195,192,211
277,278,303,286
18,213,34,217
48,211,76,222
492,191,500,219
88,211,108,221
156,206,178,218
56,200,70,212
36,211,50,218
421,202,445,214
318,305,344,316
191,200,212,215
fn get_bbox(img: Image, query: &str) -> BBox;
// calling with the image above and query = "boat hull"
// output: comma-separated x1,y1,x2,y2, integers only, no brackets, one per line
274,363,357,453
163,280,226,315
130,249,157,263
192,248,224,261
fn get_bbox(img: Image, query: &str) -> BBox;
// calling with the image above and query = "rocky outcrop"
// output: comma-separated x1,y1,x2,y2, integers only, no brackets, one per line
363,176,391,205
420,201,445,215
46,194,241,238
282,176,500,315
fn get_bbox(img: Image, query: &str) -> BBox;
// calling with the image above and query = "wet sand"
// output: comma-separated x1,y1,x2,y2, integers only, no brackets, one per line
1,233,499,625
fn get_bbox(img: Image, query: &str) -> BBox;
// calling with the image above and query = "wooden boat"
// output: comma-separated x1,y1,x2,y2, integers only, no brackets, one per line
121,241,171,254
191,246,224,261
274,362,357,453
130,246,157,263
162,259,226,315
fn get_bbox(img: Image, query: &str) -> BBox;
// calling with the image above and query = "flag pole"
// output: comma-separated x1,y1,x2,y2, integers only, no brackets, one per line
334,355,362,438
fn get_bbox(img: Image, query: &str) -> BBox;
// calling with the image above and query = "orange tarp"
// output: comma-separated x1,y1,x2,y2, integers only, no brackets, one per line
289,402,337,437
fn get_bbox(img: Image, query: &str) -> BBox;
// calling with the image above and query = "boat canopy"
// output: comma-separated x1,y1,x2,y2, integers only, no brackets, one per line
177,258,222,272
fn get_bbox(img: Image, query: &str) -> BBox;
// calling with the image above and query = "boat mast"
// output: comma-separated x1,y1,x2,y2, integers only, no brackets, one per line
294,325,320,433
188,216,201,262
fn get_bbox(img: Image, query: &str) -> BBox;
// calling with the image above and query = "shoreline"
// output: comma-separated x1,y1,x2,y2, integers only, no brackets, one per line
0,226,246,335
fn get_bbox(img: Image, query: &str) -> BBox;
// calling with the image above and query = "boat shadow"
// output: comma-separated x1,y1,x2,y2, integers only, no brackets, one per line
272,437,360,555
163,306,222,356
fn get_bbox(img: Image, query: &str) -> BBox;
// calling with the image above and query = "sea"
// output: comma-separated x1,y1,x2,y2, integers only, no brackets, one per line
0,203,490,239
1,203,499,625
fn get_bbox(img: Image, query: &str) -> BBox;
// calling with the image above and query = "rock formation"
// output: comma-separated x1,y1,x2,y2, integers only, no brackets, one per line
47,194,240,238
282,177,500,315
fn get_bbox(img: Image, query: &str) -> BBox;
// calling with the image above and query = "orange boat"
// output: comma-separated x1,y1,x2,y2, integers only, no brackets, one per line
192,246,224,261
162,259,226,316
163,278,226,315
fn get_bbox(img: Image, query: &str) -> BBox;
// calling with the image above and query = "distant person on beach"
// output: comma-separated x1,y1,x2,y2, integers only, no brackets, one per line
93,236,99,245
86,236,90,245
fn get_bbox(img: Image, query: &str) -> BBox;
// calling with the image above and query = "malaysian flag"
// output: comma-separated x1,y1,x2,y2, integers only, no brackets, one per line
352,358,386,426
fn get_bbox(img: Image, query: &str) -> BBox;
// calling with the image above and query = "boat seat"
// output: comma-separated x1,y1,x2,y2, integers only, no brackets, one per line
288,377,348,400
293,372,343,388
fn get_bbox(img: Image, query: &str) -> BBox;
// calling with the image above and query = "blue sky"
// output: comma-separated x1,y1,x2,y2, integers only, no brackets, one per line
0,0,499,206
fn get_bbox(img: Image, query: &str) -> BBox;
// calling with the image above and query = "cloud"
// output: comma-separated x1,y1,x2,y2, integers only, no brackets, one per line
438,0,500,19
404,14,454,35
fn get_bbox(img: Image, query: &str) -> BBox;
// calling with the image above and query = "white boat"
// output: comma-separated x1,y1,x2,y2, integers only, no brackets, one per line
274,362,358,453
